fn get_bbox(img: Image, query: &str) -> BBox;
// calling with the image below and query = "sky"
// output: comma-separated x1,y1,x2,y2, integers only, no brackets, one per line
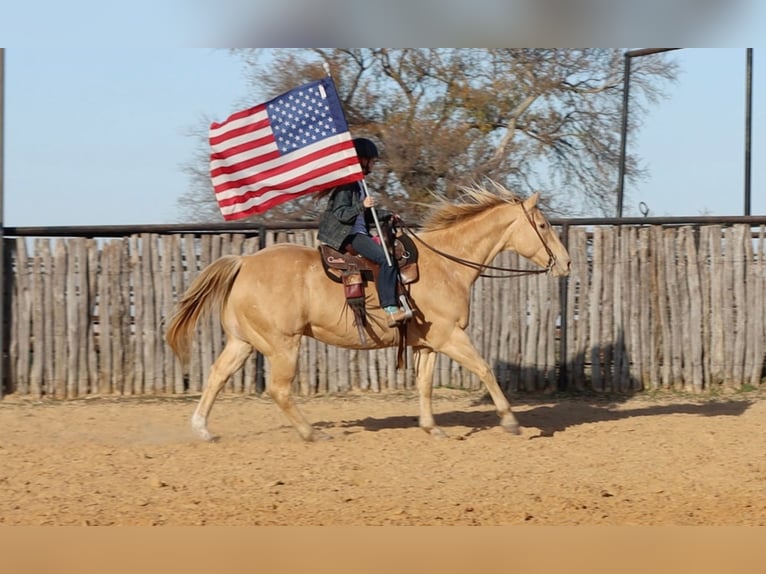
629,48,765,218
1,4,765,227
3,48,249,226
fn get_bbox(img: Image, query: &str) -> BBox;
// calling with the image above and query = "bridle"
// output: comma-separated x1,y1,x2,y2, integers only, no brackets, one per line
400,202,557,279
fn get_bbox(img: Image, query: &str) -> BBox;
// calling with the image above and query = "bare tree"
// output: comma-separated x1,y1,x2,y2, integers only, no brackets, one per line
178,48,677,222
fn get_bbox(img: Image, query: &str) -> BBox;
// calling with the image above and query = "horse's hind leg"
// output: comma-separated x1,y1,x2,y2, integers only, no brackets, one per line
267,344,329,442
191,338,253,441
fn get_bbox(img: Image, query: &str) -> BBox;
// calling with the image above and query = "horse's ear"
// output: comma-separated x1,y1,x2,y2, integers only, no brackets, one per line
523,192,540,209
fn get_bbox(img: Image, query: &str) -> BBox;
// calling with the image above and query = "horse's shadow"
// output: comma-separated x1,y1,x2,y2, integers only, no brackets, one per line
329,397,753,438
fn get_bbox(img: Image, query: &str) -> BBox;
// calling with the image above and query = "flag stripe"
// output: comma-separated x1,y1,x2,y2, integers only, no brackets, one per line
209,110,270,147
216,152,362,207
210,137,279,175
209,105,266,136
212,139,356,192
209,77,364,221
217,172,363,219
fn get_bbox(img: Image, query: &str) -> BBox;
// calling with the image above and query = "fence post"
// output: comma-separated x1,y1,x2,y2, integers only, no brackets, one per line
255,224,266,394
0,248,6,399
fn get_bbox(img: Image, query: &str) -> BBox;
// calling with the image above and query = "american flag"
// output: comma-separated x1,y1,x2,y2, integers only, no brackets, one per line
209,78,364,221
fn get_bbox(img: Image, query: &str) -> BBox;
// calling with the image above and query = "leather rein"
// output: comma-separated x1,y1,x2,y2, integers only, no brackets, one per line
400,202,556,279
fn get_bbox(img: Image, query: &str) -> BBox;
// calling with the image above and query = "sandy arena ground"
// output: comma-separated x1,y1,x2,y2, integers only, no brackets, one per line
1,388,765,526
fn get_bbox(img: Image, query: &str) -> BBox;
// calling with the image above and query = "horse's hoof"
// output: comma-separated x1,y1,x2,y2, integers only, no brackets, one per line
499,412,521,436
422,426,449,439
191,414,216,441
502,424,522,436
195,430,218,442
306,430,333,442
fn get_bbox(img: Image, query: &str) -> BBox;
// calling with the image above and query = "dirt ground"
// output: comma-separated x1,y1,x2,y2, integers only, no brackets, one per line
1,387,766,526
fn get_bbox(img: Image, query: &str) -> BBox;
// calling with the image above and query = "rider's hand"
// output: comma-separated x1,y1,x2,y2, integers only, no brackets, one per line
362,196,375,208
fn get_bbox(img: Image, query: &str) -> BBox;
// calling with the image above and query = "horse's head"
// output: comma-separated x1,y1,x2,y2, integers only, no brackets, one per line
508,192,571,277
421,184,571,277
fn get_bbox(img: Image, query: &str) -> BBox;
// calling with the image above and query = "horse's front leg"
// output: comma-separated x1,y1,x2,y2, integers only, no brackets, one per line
439,329,521,435
413,347,448,438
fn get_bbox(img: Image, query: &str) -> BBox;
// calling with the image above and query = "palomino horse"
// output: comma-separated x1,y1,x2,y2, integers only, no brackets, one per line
166,184,571,441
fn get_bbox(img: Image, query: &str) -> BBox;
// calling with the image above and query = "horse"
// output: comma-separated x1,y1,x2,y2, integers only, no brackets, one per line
165,184,571,441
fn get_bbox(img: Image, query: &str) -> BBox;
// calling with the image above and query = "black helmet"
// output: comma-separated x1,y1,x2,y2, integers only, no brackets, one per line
353,137,379,159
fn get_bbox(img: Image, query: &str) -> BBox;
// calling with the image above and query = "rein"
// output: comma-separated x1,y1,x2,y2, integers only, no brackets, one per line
400,203,556,279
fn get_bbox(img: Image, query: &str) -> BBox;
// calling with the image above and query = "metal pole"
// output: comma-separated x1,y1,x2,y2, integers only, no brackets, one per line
557,223,570,391
616,52,631,218
744,48,753,216
0,48,5,398
617,49,681,218
0,48,5,399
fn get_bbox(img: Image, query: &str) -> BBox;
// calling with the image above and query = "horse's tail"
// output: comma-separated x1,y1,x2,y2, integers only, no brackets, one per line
165,255,243,364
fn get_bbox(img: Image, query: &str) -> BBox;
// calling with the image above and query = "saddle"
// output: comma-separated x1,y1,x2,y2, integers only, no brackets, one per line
318,231,419,355
319,233,419,284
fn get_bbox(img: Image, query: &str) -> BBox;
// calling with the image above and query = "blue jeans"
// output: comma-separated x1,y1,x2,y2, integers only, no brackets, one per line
347,233,398,309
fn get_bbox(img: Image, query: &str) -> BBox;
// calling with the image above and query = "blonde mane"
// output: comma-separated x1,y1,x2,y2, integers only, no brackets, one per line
421,183,522,232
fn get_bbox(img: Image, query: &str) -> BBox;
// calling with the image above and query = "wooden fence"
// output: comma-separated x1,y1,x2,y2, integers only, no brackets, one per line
2,223,765,399
564,224,765,393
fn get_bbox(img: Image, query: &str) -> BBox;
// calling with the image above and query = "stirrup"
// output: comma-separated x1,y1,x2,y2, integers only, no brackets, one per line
386,309,409,327
386,296,414,327
398,294,414,320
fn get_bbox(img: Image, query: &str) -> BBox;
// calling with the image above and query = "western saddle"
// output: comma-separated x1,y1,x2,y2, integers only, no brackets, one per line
318,231,418,346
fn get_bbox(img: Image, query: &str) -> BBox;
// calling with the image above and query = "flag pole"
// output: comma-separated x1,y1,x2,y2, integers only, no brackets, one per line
323,64,392,266
360,179,392,266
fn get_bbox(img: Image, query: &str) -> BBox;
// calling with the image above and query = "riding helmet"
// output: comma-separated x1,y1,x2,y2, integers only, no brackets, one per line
353,137,379,159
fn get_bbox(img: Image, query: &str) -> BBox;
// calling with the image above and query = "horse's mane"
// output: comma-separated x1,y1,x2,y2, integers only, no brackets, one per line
421,182,522,232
